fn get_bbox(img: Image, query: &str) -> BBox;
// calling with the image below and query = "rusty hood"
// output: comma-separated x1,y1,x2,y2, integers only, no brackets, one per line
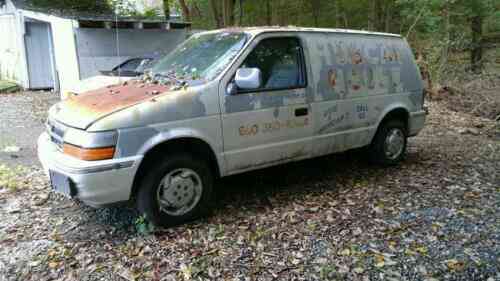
53,81,172,130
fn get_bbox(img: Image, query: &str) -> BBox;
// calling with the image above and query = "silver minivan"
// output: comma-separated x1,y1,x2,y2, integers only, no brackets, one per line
38,27,426,226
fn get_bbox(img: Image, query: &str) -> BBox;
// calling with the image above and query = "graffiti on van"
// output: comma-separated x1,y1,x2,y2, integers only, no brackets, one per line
323,104,338,121
356,104,369,119
335,42,347,65
318,111,350,134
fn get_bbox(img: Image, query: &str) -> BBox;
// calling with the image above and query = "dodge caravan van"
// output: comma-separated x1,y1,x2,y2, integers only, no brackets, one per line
38,27,426,226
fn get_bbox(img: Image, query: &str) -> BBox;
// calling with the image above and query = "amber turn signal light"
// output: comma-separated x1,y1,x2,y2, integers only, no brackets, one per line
63,143,115,161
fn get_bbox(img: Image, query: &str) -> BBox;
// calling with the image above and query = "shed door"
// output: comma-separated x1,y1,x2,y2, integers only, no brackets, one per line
25,21,56,89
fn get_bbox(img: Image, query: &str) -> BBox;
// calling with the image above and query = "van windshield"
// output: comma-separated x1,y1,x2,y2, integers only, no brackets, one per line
152,32,248,83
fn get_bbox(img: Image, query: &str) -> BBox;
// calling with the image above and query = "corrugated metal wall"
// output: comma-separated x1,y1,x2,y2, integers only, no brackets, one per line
75,28,187,79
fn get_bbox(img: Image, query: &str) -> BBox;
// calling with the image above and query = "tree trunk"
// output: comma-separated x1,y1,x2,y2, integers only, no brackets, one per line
337,0,347,28
209,0,222,28
376,0,384,31
265,0,271,25
437,6,450,80
223,0,236,27
162,0,170,20
333,0,339,27
385,1,392,33
191,2,202,18
238,0,243,26
178,0,190,22
311,0,320,27
368,0,376,30
471,15,483,73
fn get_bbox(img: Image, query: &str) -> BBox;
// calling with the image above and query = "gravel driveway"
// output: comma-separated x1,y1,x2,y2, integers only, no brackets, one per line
0,91,59,167
0,92,499,281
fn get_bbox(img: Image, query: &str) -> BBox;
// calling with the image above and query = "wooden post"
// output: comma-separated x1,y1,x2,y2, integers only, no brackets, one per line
471,15,483,73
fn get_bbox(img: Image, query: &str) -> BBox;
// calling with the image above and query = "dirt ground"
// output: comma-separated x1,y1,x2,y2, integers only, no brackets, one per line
0,91,59,168
431,73,500,123
0,91,499,281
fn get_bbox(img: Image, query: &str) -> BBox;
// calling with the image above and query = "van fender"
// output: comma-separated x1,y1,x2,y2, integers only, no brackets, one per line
373,102,411,136
136,127,225,175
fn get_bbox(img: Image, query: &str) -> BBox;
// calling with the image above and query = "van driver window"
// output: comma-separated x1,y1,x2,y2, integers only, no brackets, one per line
241,37,305,91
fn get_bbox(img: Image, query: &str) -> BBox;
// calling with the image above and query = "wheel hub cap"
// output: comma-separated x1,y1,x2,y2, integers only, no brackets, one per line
157,168,202,216
384,128,405,160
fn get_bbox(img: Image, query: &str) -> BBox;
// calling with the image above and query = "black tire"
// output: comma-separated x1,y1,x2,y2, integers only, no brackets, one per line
369,119,407,166
136,153,214,227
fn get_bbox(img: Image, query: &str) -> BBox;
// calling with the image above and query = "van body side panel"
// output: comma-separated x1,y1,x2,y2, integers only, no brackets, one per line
302,33,424,157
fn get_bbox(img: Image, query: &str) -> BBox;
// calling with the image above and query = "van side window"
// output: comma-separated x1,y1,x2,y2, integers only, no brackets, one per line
240,37,306,91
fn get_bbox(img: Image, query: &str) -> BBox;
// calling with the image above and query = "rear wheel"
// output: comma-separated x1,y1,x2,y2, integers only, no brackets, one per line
136,153,213,227
369,119,407,165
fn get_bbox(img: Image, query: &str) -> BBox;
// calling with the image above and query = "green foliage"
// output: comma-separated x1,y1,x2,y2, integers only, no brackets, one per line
30,0,111,13
0,81,19,93
179,0,499,78
109,0,136,16
134,215,155,235
143,8,161,19
183,0,499,36
107,1,164,19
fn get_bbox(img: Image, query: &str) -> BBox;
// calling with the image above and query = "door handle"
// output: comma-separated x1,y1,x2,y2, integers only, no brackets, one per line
295,107,308,117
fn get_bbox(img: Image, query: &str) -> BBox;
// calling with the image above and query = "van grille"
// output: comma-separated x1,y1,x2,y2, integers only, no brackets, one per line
46,119,67,150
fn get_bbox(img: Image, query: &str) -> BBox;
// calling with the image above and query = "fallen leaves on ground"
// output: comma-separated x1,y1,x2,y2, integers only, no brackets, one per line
0,96,499,281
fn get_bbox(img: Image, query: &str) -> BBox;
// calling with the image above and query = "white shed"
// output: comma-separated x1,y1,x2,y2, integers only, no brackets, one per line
0,0,191,94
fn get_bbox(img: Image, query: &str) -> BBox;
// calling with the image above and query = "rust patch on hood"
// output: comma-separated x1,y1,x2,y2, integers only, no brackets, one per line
65,81,171,114
56,81,172,129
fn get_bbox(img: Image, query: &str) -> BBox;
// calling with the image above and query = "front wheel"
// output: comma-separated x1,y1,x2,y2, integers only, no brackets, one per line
136,154,214,227
369,119,407,166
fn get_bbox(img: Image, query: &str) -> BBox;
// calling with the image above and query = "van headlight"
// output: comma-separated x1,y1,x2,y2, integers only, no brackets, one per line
63,130,117,161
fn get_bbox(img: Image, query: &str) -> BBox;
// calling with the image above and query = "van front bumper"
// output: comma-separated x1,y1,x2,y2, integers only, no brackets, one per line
37,132,143,207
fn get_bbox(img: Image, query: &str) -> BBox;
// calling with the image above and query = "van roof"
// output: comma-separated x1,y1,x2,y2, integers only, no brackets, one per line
200,26,402,38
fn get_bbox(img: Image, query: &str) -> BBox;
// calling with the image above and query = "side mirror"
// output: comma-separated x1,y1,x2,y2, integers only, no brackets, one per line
235,67,262,90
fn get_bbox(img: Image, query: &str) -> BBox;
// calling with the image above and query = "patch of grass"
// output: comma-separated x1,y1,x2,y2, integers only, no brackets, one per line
0,164,27,191
0,80,20,93
134,215,155,235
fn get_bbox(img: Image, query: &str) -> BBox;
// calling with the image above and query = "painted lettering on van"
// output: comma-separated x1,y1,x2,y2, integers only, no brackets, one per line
314,39,422,101
227,34,424,114
262,118,309,133
356,104,369,119
383,46,401,63
238,118,309,137
239,124,259,136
